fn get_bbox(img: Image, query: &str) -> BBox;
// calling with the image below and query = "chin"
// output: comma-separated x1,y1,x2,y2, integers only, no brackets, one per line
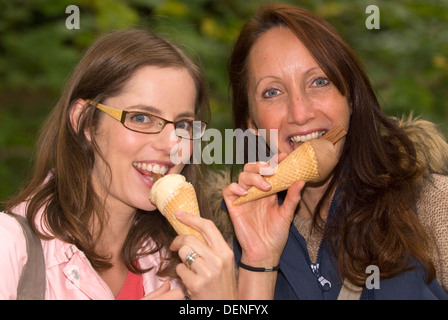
130,196,157,212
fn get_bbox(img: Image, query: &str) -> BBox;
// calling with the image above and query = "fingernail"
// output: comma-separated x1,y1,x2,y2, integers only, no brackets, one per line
259,166,276,176
262,181,272,189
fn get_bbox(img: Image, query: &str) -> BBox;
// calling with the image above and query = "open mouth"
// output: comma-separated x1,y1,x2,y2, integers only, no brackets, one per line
288,130,326,148
132,162,169,182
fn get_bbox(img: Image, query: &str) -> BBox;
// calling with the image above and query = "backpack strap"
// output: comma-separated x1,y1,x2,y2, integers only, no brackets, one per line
12,214,46,300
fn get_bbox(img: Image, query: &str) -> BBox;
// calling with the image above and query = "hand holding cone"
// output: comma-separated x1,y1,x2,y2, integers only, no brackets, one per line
233,125,347,206
149,174,205,243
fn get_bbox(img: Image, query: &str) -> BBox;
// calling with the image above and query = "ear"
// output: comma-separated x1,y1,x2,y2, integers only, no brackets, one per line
69,99,92,141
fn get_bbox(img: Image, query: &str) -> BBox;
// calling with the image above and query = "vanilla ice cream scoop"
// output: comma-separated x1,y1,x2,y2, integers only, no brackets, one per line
149,174,205,242
149,174,186,210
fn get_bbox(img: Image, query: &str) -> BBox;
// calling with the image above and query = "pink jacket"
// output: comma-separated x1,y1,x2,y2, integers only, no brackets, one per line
0,201,184,300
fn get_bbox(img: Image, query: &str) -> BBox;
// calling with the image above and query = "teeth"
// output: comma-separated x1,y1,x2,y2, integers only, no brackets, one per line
133,162,169,175
290,130,326,144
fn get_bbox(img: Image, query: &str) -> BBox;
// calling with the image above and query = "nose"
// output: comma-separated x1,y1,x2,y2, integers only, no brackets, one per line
151,122,180,153
287,92,316,125
152,123,193,164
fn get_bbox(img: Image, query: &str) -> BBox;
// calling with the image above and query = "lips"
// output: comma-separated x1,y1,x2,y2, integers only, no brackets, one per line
132,161,170,182
288,130,327,148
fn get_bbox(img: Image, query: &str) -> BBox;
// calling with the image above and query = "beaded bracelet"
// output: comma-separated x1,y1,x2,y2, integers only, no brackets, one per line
238,261,280,272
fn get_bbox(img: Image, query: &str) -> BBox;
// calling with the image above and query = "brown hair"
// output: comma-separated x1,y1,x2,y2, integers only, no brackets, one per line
228,3,434,286
5,29,210,278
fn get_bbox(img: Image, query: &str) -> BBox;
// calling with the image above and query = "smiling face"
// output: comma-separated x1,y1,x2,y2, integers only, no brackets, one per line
90,66,196,212
247,27,350,157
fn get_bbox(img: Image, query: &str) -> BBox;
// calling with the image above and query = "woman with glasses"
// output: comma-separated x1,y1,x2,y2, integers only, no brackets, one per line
0,29,237,300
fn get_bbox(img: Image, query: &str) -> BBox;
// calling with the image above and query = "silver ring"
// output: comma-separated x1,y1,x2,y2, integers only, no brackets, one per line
185,252,199,268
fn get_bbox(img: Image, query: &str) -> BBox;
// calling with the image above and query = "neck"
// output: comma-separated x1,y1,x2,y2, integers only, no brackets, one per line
92,198,137,262
297,179,334,221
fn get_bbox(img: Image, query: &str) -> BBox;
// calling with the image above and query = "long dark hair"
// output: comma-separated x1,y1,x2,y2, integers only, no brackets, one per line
228,3,434,286
6,29,210,278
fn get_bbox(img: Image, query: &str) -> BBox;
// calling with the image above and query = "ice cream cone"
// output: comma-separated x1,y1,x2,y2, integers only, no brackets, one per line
150,174,205,242
233,141,318,205
233,125,346,206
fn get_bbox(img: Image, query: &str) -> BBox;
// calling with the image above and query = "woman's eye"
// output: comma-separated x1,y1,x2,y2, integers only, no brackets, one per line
263,88,281,98
132,114,150,123
129,113,155,125
175,121,191,130
312,77,329,87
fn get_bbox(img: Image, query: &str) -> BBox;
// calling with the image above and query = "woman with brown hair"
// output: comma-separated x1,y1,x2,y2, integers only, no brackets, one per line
223,3,448,299
0,29,237,299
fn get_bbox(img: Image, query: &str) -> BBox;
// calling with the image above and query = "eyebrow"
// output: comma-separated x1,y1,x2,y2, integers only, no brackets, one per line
303,66,326,78
128,104,195,119
303,66,322,76
255,66,323,88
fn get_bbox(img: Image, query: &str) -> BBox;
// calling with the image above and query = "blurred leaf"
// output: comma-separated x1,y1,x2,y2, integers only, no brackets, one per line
155,0,190,17
93,0,139,30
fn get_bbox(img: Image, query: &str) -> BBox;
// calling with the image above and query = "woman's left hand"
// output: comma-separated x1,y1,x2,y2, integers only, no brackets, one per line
170,211,238,300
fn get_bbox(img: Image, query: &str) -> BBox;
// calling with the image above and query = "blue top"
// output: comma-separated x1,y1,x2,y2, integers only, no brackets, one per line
229,191,448,300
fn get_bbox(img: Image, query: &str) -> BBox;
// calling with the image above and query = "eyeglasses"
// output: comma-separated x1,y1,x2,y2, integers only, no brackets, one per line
85,99,206,140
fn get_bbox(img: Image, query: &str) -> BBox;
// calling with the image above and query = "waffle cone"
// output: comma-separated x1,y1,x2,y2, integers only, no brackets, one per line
161,182,205,242
233,141,318,205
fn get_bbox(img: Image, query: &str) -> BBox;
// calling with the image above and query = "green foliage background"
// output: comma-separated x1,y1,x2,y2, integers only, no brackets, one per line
1,0,447,205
